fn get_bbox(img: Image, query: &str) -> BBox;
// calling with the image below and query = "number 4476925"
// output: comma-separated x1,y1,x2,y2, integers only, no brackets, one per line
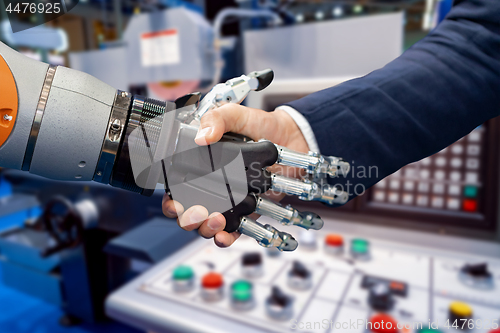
5,2,61,14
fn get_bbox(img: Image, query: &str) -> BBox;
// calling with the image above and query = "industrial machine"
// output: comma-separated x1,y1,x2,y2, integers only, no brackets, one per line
243,12,403,80
68,7,215,93
0,172,153,322
0,169,204,324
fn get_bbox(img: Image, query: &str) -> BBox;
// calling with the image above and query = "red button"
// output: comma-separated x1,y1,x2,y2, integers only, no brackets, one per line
368,313,399,333
202,272,223,289
489,330,500,333
325,234,343,247
463,199,478,212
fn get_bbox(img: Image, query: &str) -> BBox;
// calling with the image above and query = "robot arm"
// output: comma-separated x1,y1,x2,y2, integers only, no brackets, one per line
0,41,119,183
0,41,349,251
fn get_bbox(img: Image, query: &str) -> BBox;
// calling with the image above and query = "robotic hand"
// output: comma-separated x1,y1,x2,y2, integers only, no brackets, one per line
159,69,351,251
0,42,349,251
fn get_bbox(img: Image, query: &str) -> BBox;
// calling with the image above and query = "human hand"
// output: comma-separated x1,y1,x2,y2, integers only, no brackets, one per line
162,104,309,248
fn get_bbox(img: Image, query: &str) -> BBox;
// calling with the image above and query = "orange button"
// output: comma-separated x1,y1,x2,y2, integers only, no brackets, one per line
202,272,224,289
368,313,399,333
389,281,405,291
325,234,343,247
463,199,477,212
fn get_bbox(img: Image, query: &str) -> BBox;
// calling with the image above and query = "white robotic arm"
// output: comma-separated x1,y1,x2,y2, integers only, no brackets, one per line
0,41,117,182
0,41,350,251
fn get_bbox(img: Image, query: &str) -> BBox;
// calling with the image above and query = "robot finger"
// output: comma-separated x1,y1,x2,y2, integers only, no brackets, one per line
238,216,298,252
270,173,349,205
273,144,350,178
188,69,274,124
254,196,324,230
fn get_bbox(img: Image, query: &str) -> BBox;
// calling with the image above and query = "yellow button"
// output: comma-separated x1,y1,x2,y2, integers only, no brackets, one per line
449,301,473,318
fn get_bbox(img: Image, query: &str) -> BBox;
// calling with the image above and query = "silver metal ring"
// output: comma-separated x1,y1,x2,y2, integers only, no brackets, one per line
108,95,167,195
128,95,145,134
93,90,132,184
107,96,145,193
22,65,57,171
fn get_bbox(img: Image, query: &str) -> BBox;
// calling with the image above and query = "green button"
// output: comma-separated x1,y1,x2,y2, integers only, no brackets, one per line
419,329,443,333
351,239,369,254
173,265,193,281
464,186,478,198
231,280,252,302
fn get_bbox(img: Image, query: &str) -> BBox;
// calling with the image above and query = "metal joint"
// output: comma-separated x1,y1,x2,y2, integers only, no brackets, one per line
22,65,57,171
93,90,131,184
108,95,167,195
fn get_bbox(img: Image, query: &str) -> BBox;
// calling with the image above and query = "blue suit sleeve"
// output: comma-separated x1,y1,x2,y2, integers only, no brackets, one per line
286,0,500,200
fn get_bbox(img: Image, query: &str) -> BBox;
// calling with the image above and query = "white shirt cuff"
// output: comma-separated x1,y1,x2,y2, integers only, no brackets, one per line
276,105,320,153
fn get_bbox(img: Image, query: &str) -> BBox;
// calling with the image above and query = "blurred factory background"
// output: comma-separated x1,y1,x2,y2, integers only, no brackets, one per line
1,0,500,333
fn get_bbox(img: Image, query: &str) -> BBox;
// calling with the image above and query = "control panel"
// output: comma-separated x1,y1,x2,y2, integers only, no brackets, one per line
373,127,484,212
365,124,500,231
106,217,500,333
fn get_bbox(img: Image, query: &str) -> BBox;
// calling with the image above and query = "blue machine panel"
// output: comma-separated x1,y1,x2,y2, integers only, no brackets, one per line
0,261,62,306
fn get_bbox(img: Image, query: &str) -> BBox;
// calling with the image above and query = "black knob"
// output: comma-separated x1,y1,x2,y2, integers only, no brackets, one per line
290,261,310,279
287,260,312,290
461,263,492,278
266,286,294,320
269,286,291,307
368,283,395,312
242,252,262,267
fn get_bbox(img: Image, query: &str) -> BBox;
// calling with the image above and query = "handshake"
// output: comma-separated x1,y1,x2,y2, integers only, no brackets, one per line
130,70,350,251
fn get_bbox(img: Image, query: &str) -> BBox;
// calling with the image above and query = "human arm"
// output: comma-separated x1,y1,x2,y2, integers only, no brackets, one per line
285,0,500,194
